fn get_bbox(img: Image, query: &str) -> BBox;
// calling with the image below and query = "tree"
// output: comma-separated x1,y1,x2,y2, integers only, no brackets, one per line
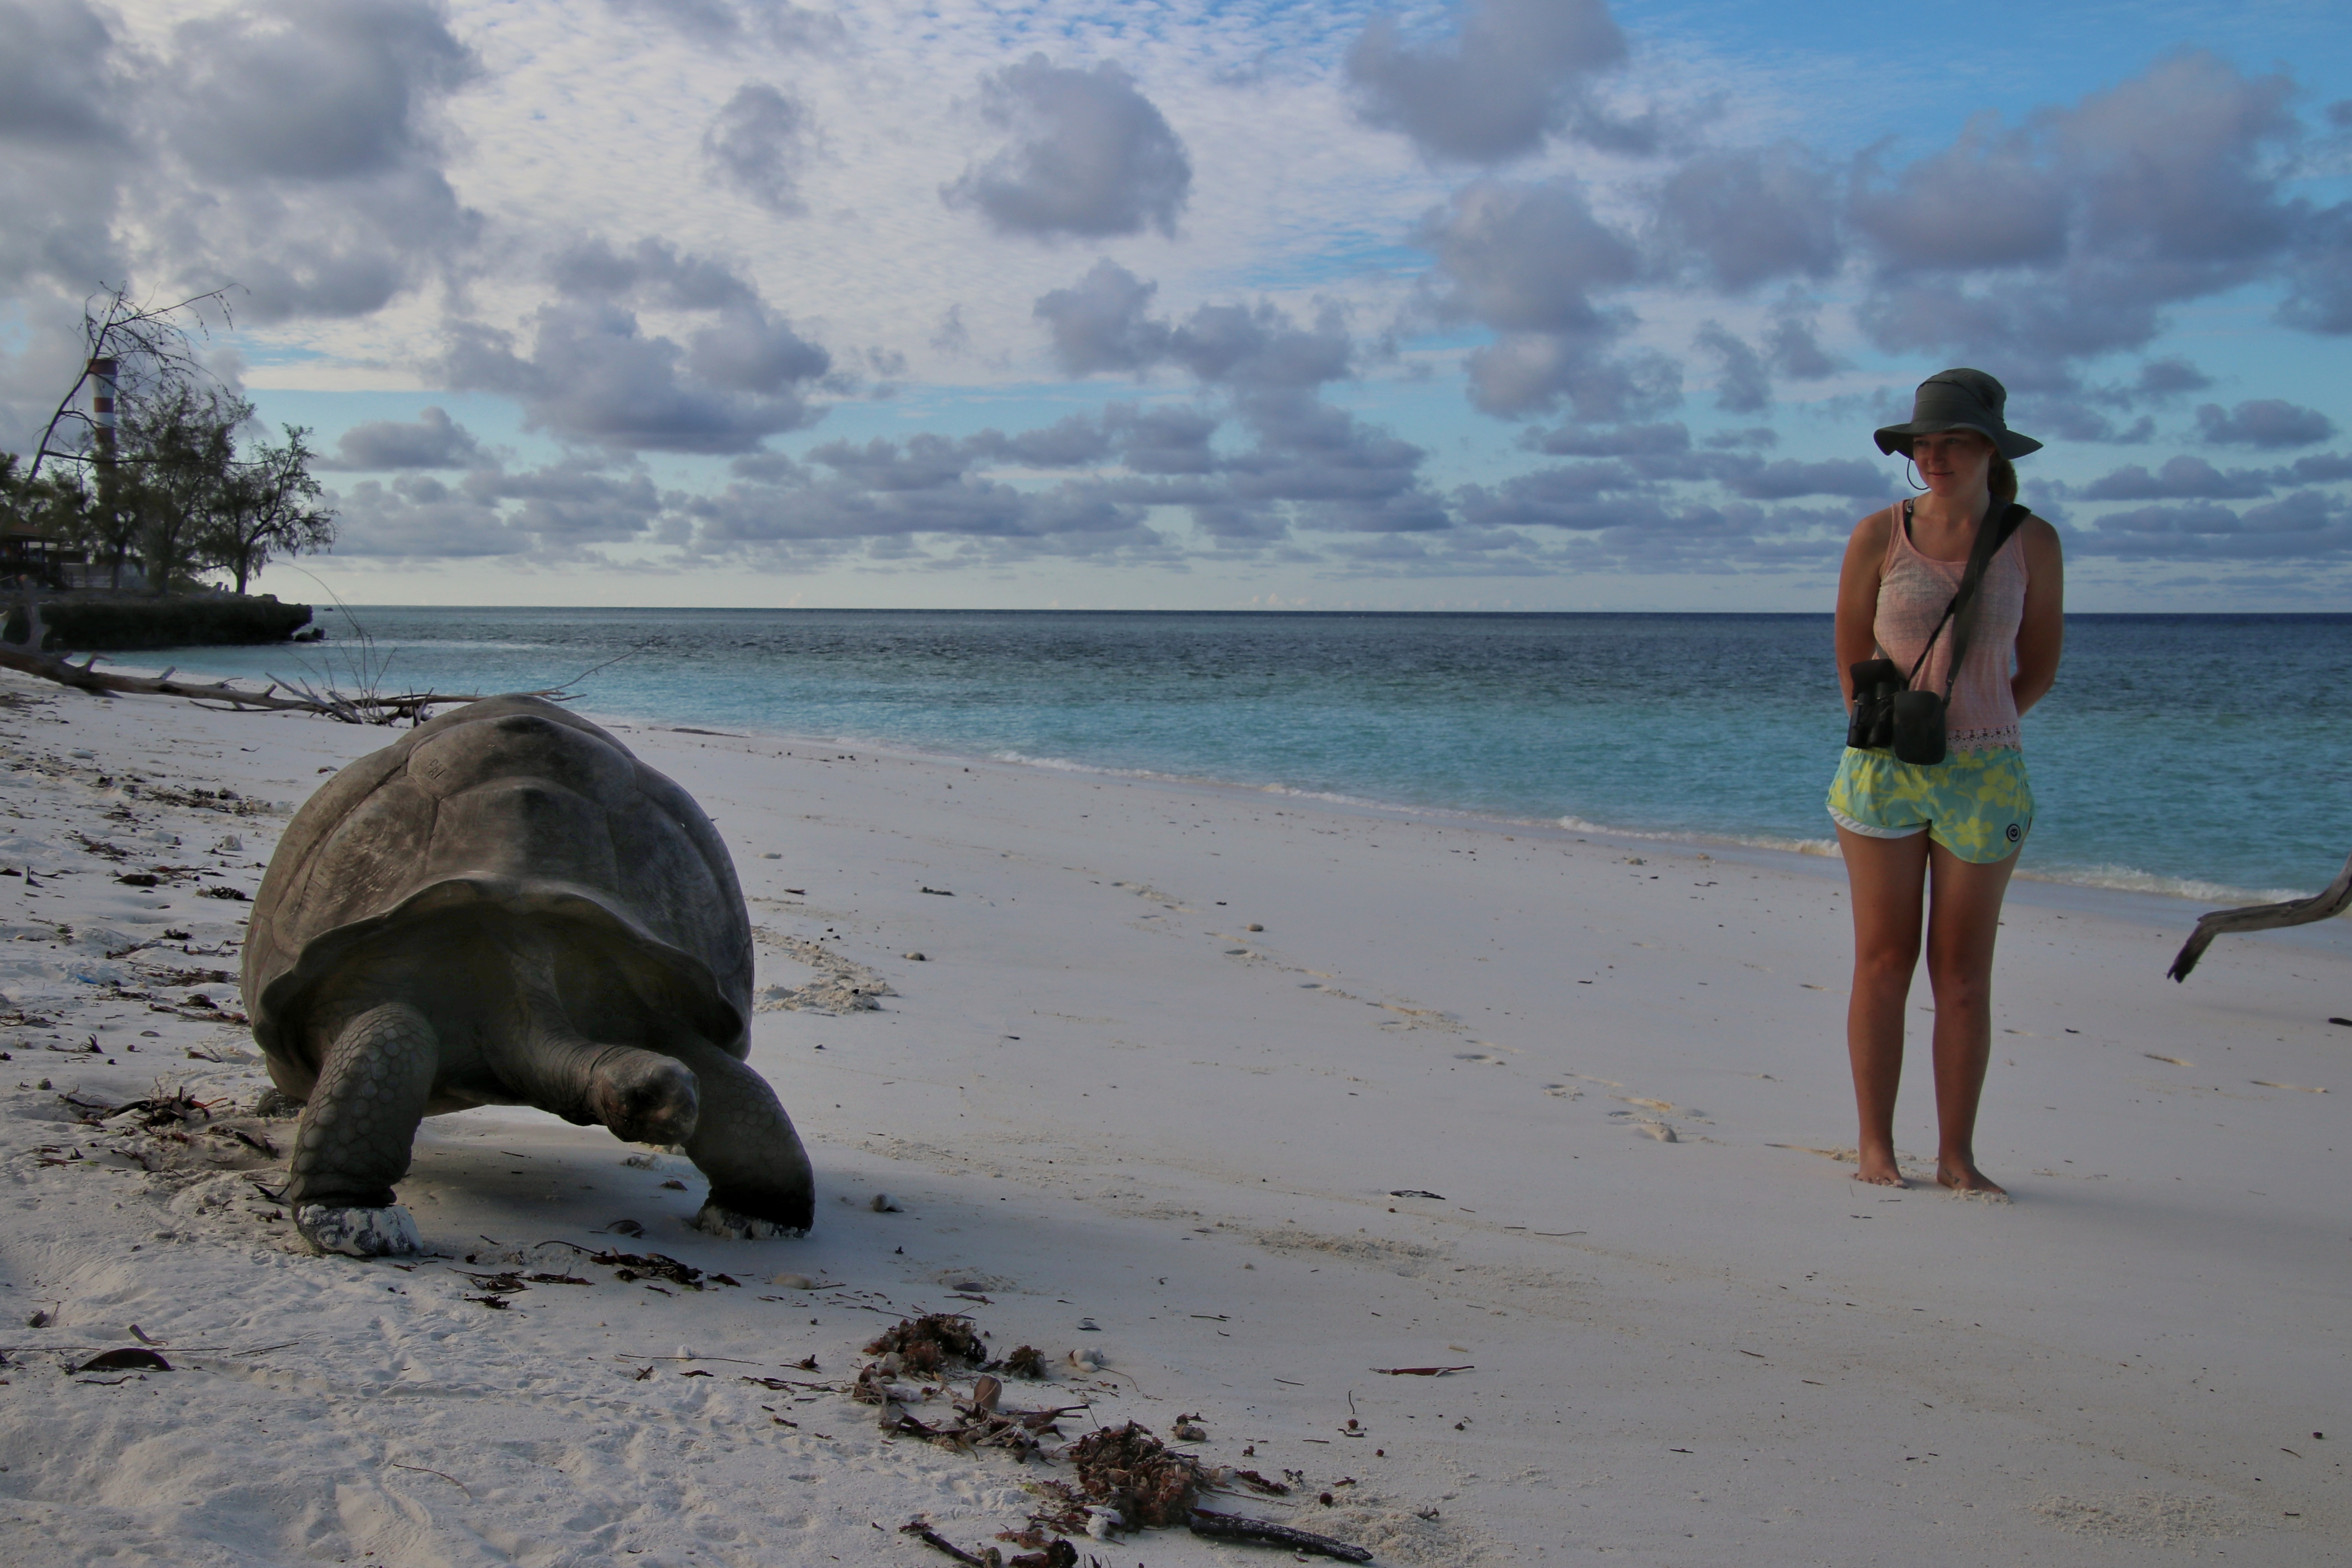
117,381,248,593
0,453,95,587
203,425,336,593
24,284,233,487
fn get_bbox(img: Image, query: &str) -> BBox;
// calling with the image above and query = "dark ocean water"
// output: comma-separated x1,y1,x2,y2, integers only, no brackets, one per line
139,609,2352,903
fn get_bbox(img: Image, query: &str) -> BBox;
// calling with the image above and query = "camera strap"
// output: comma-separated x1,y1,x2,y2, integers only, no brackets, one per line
1901,497,2028,699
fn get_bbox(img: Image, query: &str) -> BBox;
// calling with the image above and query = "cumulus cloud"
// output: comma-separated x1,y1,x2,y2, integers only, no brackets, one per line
1033,260,1353,391
324,406,483,470
1345,0,1637,163
2193,399,2336,449
144,0,484,320
2075,490,2352,559
441,239,829,453
943,56,1191,240
1412,180,1675,419
0,0,125,149
1033,260,1173,375
703,83,814,215
1657,144,1841,293
1850,52,2312,370
2079,456,2272,501
1694,322,1769,414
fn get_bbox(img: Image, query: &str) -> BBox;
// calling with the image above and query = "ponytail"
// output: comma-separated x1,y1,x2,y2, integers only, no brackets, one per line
1989,452,2018,504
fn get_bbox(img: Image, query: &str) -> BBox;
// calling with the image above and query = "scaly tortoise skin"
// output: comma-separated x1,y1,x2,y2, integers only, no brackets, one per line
242,695,811,1253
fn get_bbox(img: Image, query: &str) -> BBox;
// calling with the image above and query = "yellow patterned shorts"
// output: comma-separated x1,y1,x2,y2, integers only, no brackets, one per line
1826,745,2033,864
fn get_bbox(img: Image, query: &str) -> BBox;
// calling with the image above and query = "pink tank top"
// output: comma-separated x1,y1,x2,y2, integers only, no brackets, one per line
1872,503,2029,752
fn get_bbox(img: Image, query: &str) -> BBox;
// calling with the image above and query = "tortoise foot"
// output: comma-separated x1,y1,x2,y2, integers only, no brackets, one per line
692,1198,810,1240
297,1203,422,1258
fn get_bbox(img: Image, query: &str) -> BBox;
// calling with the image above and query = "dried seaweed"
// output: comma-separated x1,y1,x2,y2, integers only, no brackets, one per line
864,1313,985,1376
588,1250,704,1289
1061,1421,1206,1529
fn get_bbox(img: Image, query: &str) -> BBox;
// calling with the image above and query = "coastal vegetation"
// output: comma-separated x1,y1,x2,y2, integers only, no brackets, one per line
1,287,335,597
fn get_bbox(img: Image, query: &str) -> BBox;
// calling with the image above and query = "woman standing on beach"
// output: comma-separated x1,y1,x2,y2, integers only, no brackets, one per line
1827,369,2064,1195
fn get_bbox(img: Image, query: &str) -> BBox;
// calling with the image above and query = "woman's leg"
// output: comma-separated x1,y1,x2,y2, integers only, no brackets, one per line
1922,839,2020,1195
1836,825,1929,1186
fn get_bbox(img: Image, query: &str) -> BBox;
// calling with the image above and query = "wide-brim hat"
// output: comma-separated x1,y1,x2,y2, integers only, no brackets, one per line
1872,368,2042,459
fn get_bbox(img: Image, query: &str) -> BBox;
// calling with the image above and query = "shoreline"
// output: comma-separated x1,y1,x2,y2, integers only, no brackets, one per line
1,676,2346,1563
93,641,2345,914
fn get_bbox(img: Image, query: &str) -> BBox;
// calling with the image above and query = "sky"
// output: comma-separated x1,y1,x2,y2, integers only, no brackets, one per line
2,0,2348,611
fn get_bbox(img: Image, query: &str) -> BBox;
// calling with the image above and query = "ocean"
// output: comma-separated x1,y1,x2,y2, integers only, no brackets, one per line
131,608,2352,905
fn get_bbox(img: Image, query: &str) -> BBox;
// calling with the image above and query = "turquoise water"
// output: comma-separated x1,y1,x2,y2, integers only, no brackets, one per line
130,609,2352,903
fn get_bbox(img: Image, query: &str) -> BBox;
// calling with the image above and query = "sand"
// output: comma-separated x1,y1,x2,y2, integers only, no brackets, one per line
0,673,2345,1566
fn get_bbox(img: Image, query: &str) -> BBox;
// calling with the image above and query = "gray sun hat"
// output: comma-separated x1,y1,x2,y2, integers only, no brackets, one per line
1872,368,2043,459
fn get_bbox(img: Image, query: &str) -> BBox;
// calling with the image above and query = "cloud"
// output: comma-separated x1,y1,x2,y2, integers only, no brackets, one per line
1849,52,2306,369
703,83,814,215
1523,421,1689,457
599,0,844,51
942,55,1192,241
1694,322,1769,414
2281,202,2352,334
1723,457,1887,501
169,0,476,183
437,236,832,453
144,0,484,320
2075,490,2352,559
2080,455,2274,501
0,0,125,149
1762,291,1843,379
441,278,829,454
1345,0,1635,163
324,406,483,470
1411,179,1675,419
1656,144,1841,293
1032,260,1353,391
1033,260,1173,375
2193,399,2335,450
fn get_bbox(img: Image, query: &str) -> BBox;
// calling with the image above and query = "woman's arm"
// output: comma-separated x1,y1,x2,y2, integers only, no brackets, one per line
2012,516,2065,716
1834,507,1894,708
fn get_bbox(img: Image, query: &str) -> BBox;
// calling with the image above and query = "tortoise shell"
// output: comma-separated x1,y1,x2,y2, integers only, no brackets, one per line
241,696,753,1071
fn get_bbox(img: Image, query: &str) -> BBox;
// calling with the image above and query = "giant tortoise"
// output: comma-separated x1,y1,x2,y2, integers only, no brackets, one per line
241,695,812,1255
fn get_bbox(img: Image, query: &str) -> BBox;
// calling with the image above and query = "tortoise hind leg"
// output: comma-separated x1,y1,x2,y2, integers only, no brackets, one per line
286,1001,437,1257
669,1040,815,1238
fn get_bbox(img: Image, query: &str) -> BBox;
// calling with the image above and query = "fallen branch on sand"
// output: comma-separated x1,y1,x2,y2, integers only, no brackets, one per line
0,604,505,724
2168,850,2352,981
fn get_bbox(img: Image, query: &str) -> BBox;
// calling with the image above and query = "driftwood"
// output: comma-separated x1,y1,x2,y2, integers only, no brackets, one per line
1188,1510,1374,1561
2169,850,2352,981
0,597,511,725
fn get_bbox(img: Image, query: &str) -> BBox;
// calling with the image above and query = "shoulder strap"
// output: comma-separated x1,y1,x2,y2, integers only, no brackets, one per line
1905,500,2027,695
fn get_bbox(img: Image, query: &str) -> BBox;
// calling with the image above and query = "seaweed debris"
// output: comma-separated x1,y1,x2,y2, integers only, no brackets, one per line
864,1312,986,1375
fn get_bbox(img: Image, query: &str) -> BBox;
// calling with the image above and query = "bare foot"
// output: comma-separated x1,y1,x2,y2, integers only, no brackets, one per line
1936,1161,2008,1200
1852,1152,1908,1188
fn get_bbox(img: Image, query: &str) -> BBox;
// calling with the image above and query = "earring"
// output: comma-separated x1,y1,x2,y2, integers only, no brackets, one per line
1905,459,1928,491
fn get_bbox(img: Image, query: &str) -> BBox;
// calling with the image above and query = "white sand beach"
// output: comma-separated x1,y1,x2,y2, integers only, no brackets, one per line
0,674,2345,1566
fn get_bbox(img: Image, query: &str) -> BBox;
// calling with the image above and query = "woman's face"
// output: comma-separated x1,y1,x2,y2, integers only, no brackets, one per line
1912,430,1994,495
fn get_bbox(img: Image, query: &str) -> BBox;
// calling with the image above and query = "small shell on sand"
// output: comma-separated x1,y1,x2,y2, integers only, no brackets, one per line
1639,1122,1677,1142
1245,923,1264,932
1069,1346,1108,1371
870,1193,902,1212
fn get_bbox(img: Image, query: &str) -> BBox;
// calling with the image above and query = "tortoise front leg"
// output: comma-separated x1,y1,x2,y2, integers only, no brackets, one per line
670,1040,815,1238
286,1001,437,1257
